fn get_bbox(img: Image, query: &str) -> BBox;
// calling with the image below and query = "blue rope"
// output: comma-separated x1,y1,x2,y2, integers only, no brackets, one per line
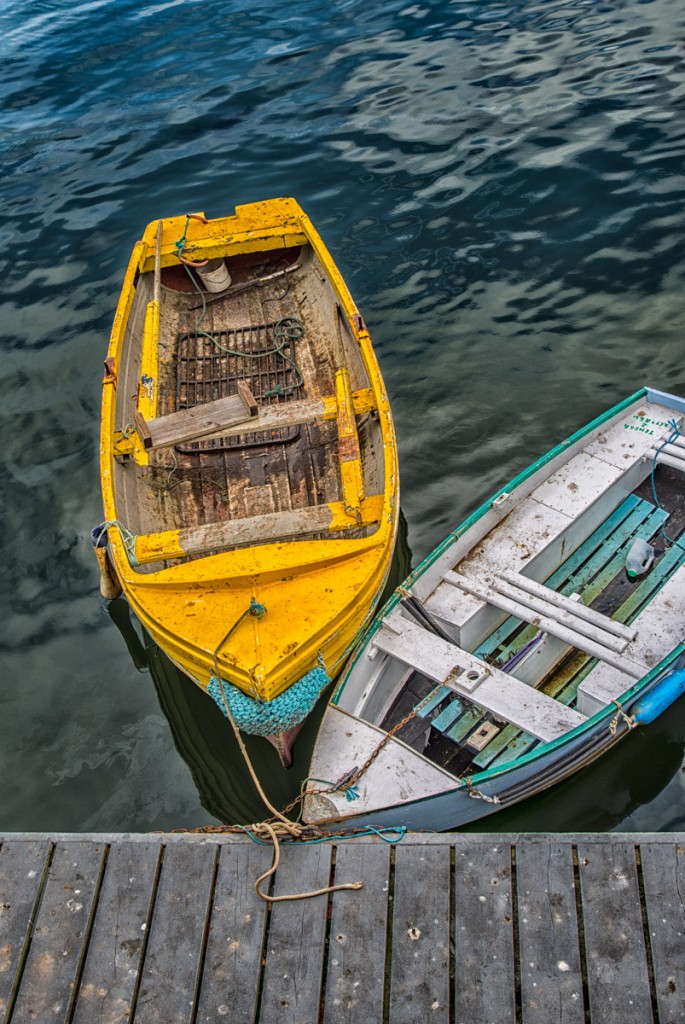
650,418,685,549
175,214,191,260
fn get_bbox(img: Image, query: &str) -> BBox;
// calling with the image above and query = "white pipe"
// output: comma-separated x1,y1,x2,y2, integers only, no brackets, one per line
499,570,636,641
444,571,645,678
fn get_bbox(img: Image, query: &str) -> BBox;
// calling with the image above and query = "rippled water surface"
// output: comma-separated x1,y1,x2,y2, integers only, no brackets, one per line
2,0,685,832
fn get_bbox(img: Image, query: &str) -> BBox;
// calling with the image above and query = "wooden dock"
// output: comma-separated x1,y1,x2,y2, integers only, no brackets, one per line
0,831,683,1023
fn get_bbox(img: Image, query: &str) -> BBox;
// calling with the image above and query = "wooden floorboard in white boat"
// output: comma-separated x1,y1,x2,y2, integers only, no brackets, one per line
0,831,683,1023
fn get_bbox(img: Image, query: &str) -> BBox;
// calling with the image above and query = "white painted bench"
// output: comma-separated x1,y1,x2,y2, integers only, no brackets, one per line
372,610,587,743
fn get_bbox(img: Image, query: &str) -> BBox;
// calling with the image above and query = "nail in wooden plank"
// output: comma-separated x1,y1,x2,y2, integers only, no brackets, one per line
389,845,450,1024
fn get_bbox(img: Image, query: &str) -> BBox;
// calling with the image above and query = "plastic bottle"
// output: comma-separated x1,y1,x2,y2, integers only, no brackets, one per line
625,538,655,580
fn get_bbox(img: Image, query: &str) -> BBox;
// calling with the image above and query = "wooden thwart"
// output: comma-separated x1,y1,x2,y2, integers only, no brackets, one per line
134,493,385,565
134,381,258,450
372,611,587,742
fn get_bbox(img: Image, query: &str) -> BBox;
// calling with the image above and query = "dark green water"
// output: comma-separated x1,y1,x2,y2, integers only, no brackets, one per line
2,0,685,832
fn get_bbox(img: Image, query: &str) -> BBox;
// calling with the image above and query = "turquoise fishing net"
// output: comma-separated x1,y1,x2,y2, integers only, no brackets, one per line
207,666,330,736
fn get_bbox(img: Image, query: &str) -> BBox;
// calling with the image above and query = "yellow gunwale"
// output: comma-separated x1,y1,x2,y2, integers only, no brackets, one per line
100,198,399,702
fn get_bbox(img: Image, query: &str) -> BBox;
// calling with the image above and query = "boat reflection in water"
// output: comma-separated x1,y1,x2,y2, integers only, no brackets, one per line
106,510,413,827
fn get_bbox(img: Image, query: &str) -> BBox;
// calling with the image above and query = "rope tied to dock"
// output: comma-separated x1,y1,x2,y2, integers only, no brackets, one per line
205,650,366,903
253,823,363,903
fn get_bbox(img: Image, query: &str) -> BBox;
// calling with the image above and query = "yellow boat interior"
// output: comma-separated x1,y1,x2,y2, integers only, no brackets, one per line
107,204,391,574
100,200,398,703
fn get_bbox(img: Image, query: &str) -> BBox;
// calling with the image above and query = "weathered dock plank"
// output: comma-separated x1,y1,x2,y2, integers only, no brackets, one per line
195,843,271,1024
72,841,159,1024
134,841,216,1023
454,841,516,1024
390,845,450,1023
515,840,584,1024
577,840,654,1024
323,842,390,1024
0,839,51,1022
259,842,332,1024
640,840,685,1024
0,832,683,1024
9,840,104,1022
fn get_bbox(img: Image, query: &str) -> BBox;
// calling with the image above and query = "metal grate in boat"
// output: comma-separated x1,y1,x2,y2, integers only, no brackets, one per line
174,320,304,452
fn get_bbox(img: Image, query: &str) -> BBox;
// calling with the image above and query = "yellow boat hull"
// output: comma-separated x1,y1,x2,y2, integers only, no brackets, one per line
99,198,399,720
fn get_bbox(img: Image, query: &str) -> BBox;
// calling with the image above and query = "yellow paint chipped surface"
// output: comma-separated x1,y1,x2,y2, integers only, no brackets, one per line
100,198,399,702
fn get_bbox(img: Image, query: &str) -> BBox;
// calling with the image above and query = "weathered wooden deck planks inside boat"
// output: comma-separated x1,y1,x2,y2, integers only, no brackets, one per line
95,199,399,764
1,830,683,1024
304,388,685,828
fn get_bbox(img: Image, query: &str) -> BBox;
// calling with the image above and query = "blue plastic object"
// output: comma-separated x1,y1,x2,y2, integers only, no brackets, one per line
632,668,685,725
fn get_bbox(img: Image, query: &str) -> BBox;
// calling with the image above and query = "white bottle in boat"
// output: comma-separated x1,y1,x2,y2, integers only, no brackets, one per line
625,537,655,580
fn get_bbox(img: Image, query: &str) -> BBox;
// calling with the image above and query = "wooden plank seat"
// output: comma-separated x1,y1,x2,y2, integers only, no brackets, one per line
168,387,377,446
117,389,378,457
372,611,587,743
134,382,258,450
132,493,385,566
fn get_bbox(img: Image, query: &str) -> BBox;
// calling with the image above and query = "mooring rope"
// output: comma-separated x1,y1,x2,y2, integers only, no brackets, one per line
253,823,363,903
205,624,373,902
92,519,139,567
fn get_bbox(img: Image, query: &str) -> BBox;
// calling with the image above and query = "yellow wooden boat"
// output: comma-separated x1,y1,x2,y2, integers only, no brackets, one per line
96,198,399,763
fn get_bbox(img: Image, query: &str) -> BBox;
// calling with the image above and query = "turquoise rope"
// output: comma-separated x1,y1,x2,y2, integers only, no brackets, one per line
95,519,139,567
177,239,305,399
235,824,407,846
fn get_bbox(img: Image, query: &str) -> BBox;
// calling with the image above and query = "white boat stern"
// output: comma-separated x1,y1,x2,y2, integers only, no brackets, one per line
303,705,458,824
